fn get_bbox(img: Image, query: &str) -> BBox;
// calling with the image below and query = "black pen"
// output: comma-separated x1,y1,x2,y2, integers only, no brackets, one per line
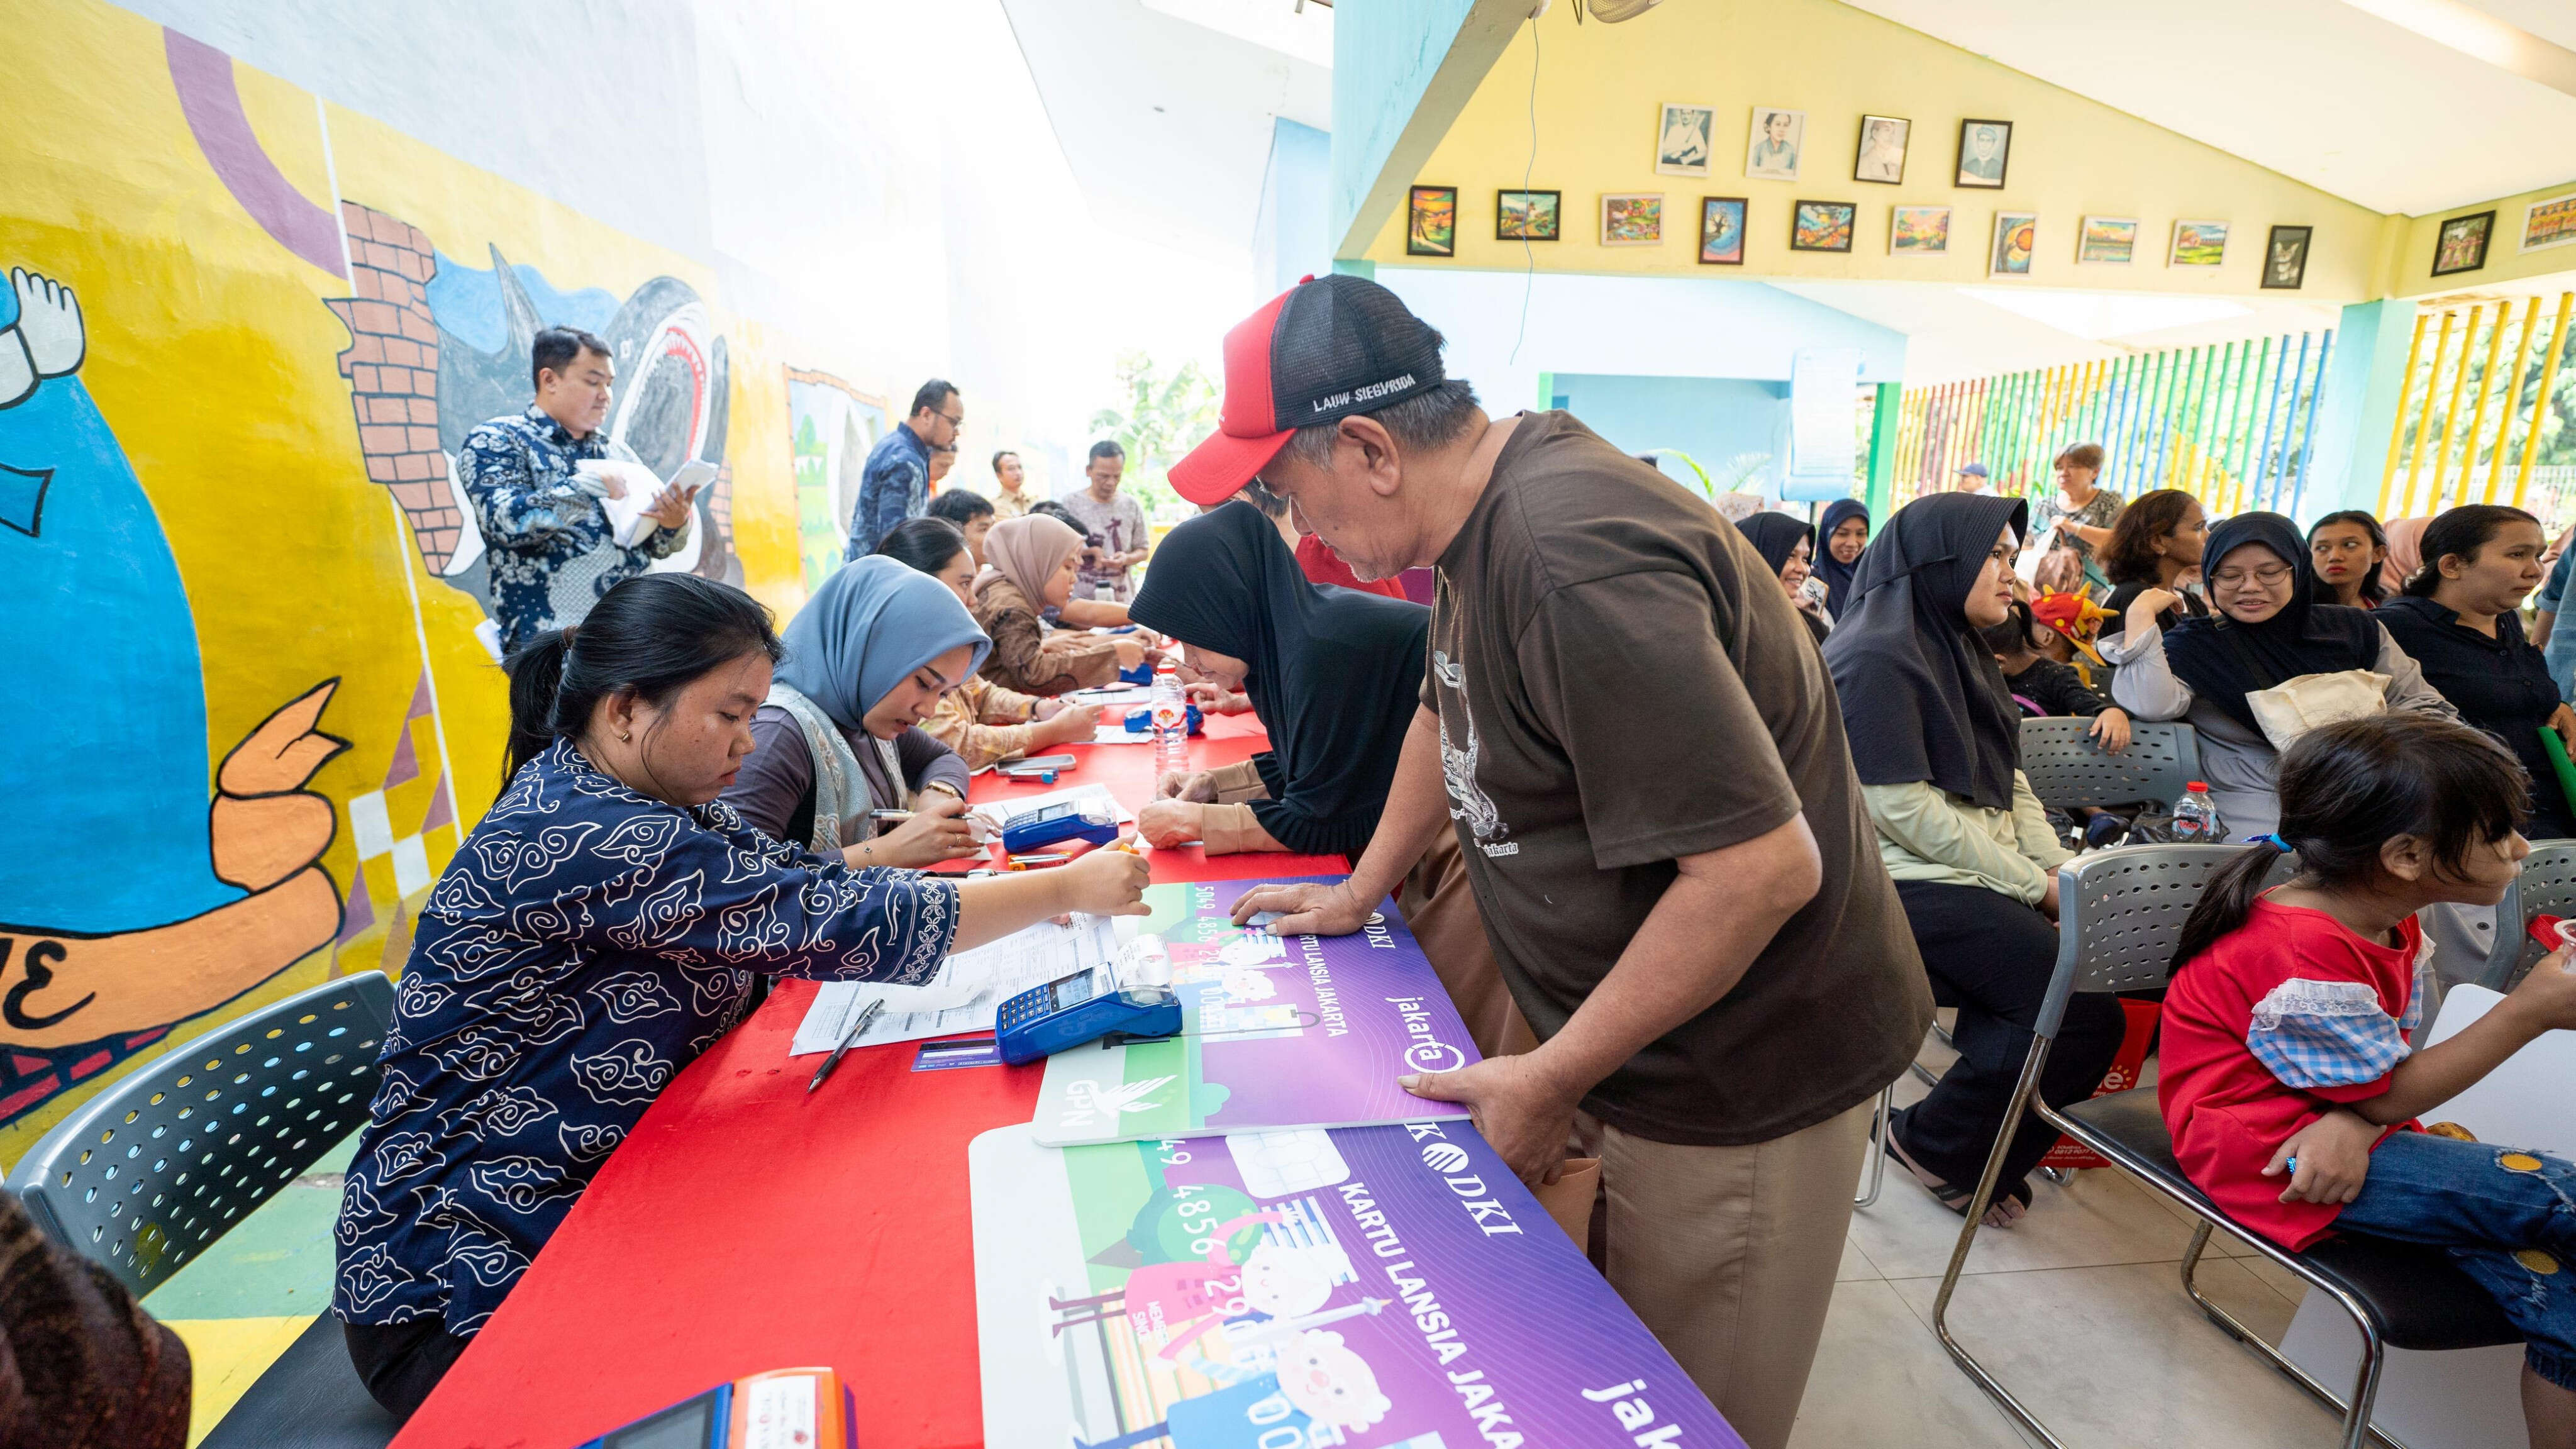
806,996,886,1094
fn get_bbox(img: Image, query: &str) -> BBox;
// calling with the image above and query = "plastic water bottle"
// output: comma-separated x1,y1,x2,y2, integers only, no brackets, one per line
2170,781,2223,843
1151,658,1190,779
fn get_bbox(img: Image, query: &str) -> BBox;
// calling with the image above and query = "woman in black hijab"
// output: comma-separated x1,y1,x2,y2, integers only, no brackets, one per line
1735,512,1833,643
1815,497,1870,619
2104,511,2457,840
1130,501,1533,1059
1824,493,2127,1228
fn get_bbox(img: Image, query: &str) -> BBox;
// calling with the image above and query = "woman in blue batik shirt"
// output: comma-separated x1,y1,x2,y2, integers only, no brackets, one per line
331,574,1149,1420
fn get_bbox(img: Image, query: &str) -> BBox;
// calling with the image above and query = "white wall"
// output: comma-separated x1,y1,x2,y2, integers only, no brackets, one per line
128,0,1133,493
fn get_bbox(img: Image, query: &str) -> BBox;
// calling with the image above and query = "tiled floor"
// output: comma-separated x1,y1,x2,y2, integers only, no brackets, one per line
142,1036,2366,1449
1787,1030,2343,1448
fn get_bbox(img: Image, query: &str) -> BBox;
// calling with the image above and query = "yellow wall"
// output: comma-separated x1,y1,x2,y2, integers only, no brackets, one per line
2391,177,2576,297
0,0,851,1161
1365,0,2392,297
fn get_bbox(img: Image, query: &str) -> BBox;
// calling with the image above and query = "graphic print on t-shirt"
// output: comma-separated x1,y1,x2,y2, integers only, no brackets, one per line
1431,648,1514,857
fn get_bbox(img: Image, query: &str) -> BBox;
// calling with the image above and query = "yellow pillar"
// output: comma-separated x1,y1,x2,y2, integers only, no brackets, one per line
2485,297,2545,504
2429,304,2487,513
2514,294,2574,511
2403,308,2459,517
2463,300,2512,506
2377,312,2431,518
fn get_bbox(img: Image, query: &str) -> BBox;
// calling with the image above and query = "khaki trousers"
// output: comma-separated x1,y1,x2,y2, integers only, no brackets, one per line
1573,1097,1872,1449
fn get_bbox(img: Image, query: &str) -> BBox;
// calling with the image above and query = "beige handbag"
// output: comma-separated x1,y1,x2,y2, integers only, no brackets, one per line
2244,669,2389,750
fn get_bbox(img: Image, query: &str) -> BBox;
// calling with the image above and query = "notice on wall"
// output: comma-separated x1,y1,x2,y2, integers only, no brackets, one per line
971,1120,1746,1449
1030,878,1477,1146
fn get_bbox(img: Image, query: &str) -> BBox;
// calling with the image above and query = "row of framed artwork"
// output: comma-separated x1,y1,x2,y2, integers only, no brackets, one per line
1408,186,2318,286
1649,103,2013,189
2430,193,2576,279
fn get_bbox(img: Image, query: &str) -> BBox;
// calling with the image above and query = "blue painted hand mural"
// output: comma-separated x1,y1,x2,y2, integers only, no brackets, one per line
0,267,345,1124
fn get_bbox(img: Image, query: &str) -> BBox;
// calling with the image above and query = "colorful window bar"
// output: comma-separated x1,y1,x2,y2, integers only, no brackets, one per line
2376,292,2576,522
1886,329,2336,517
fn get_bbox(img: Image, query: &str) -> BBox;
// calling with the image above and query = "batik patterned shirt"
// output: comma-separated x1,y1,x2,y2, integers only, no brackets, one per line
331,740,956,1333
455,405,690,652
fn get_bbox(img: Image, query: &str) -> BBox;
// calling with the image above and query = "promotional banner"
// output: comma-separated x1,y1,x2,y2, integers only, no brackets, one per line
1032,879,1478,1146
971,1120,1743,1449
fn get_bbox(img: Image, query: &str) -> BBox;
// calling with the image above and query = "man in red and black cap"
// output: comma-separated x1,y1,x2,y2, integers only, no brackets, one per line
1209,274,1930,1449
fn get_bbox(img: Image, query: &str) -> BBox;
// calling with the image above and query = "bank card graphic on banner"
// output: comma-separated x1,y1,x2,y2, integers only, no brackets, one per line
1033,879,1477,1146
971,1121,1743,1449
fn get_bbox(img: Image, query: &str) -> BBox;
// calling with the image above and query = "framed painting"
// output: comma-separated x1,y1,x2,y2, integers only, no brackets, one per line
1854,115,1910,184
1990,211,2036,276
2261,225,2312,289
1790,200,1857,253
2434,210,2494,275
1497,189,1561,242
2170,219,2229,267
1699,196,1747,264
1601,192,1664,246
1890,204,1951,256
1956,119,2011,188
1655,103,1715,177
1746,106,1805,181
2078,216,2139,265
1407,186,1457,257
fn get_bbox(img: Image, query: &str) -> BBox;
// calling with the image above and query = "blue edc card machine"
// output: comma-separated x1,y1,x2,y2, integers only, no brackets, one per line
999,800,1121,855
996,963,1181,1066
576,1367,853,1449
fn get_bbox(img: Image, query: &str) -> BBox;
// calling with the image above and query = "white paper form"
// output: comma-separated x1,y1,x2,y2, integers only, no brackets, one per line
787,913,1122,1056
966,781,1134,830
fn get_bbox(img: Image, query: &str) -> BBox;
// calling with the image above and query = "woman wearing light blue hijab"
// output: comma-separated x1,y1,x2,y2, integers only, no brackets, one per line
721,556,992,865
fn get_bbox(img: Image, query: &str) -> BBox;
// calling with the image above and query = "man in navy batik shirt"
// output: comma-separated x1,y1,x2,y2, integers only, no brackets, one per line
454,326,695,653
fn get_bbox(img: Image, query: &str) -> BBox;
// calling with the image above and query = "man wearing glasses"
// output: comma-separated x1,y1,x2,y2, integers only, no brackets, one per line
847,379,964,558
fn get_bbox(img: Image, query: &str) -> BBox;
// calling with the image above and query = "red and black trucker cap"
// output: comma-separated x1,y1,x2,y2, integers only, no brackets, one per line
1169,274,1446,504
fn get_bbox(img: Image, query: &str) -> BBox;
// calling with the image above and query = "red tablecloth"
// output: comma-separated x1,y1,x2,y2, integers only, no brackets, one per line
392,714,1346,1448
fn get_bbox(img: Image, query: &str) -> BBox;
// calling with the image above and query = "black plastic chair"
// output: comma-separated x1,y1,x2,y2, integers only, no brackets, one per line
8,972,401,1448
1931,845,2521,1449
2018,716,2202,813
2476,840,2576,991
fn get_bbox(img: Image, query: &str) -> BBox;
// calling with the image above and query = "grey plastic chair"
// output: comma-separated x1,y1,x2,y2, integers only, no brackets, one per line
1931,846,2518,1449
2017,716,2202,812
9,972,401,1447
2477,839,2576,990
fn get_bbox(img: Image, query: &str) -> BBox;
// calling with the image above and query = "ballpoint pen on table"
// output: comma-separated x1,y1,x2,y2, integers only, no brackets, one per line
807,996,887,1094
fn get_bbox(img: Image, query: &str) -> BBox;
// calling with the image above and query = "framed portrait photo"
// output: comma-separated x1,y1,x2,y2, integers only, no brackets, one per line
2078,215,2140,265
1699,196,1748,265
1990,211,2036,276
1601,192,1665,247
1854,115,1911,185
1497,189,1562,242
1655,103,1716,178
2523,194,2576,254
2434,210,2496,276
1745,106,1806,181
2261,225,2312,289
1890,204,1951,257
1791,200,1857,253
1407,186,1457,257
2169,219,2229,268
1955,119,2011,188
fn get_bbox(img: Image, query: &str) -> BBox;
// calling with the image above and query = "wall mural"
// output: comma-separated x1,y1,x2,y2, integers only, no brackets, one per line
787,369,887,593
0,267,345,1123
0,3,822,1150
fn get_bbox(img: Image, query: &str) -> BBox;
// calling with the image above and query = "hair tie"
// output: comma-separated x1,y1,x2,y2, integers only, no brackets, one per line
2253,832,2292,853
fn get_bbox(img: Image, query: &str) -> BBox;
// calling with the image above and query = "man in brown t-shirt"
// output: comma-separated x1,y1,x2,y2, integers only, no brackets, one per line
1169,274,1931,1449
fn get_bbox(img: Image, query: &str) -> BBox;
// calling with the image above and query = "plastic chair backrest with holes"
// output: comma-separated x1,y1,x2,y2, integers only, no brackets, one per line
2482,840,2576,990
7,972,394,1299
2016,717,2202,811
2036,844,2241,1038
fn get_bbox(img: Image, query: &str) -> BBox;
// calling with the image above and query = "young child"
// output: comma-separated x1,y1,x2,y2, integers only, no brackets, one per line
2160,714,2576,1446
1981,599,2132,753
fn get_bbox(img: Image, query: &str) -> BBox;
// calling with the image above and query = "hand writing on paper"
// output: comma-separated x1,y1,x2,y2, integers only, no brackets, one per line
1400,1055,1581,1188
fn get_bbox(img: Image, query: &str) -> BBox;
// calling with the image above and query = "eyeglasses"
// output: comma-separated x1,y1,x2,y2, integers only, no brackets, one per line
933,411,964,429
2209,563,2293,588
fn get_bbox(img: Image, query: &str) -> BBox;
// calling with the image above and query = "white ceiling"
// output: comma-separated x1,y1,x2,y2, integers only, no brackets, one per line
998,0,1330,258
1840,0,2576,216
